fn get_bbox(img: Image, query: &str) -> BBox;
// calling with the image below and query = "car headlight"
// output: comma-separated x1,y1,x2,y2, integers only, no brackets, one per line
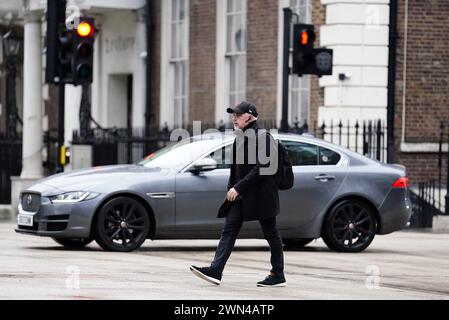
49,191,99,203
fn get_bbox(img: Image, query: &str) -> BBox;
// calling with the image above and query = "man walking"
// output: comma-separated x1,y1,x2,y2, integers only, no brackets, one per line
190,101,286,287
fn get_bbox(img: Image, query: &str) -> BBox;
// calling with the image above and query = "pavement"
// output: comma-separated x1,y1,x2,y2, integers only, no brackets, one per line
0,222,448,300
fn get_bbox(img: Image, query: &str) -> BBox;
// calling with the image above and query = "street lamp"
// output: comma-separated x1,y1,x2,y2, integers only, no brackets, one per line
3,30,21,57
2,30,21,139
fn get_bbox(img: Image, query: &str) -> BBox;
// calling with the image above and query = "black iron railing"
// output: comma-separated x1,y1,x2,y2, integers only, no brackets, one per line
71,118,387,166
409,180,444,228
0,132,22,204
408,121,449,227
318,119,387,162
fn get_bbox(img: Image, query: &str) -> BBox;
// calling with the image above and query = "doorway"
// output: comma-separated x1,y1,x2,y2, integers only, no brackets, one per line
107,74,133,129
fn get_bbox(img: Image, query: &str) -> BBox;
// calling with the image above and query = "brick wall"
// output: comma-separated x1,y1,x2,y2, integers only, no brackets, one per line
394,0,449,183
152,0,326,131
395,0,449,143
189,0,216,125
310,0,326,134
246,0,279,125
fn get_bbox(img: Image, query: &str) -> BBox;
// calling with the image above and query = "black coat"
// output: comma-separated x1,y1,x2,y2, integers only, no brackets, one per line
217,120,280,221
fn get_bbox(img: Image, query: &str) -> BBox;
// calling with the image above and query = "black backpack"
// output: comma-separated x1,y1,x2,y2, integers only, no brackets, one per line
274,140,294,190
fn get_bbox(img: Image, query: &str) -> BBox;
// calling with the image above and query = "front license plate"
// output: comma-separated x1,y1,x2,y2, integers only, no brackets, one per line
18,214,33,227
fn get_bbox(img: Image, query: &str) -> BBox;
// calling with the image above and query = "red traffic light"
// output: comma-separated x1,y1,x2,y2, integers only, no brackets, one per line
76,21,94,38
298,29,315,47
301,31,309,45
294,24,315,49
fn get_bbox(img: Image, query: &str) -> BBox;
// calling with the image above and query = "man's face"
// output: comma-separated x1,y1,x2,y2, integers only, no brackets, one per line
232,113,251,130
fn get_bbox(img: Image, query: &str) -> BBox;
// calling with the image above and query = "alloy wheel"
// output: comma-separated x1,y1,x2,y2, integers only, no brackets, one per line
95,197,150,252
323,200,376,252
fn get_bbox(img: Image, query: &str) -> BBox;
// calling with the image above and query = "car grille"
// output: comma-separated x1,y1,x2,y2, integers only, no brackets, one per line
46,222,68,232
21,192,41,212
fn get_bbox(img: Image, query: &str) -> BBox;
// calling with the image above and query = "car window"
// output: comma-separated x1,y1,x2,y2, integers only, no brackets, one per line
138,138,221,169
319,147,341,165
281,140,318,166
207,144,233,169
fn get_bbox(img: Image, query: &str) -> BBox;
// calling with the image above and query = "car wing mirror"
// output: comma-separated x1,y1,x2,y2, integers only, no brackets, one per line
189,157,218,174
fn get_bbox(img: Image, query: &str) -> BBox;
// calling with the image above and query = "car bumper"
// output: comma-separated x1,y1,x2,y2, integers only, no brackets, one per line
15,193,103,239
378,188,413,235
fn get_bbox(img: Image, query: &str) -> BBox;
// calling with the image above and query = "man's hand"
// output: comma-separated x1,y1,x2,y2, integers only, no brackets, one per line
227,188,239,202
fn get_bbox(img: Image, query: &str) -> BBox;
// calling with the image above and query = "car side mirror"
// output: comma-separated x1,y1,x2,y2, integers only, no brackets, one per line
189,157,218,174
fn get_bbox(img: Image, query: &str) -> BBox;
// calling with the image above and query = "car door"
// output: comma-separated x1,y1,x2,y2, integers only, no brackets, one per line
174,143,233,234
277,139,348,230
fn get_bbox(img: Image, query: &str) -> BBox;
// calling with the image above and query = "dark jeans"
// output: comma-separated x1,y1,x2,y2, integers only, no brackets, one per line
210,200,284,275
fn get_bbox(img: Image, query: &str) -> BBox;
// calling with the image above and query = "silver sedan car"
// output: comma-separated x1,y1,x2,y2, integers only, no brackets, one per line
15,132,412,252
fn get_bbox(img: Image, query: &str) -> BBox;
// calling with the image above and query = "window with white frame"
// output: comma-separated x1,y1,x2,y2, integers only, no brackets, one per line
226,0,247,109
170,0,189,128
290,0,311,127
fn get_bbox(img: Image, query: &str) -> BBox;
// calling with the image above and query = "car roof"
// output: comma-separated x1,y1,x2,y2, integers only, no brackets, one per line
193,131,378,165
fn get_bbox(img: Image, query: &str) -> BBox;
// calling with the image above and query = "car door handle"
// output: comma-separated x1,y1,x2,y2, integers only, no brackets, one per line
147,192,175,199
314,175,336,182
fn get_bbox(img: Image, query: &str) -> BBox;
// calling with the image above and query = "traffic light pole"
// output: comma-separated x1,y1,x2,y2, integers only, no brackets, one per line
47,0,67,173
281,8,292,133
56,82,65,173
386,0,398,164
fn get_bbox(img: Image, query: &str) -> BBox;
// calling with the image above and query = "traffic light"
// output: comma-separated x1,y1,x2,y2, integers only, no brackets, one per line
58,27,75,82
45,0,67,83
292,23,333,76
71,18,95,85
294,24,315,48
46,4,95,85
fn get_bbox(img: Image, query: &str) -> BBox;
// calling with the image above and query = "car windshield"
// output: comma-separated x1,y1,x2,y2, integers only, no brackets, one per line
137,136,225,170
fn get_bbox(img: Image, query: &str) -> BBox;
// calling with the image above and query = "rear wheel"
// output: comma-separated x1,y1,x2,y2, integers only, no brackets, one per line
322,199,376,252
94,197,150,252
52,238,93,248
282,238,314,248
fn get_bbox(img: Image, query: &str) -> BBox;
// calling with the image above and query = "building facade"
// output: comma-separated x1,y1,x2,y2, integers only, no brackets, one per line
394,0,449,182
151,0,449,184
0,0,448,209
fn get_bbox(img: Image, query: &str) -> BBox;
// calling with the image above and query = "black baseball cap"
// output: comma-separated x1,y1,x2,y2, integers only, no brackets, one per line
227,101,258,117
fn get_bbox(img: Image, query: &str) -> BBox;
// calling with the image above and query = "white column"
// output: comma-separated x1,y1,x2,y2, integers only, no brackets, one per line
64,85,82,146
91,16,103,127
21,12,43,179
11,11,44,213
159,0,172,129
133,8,147,128
64,84,82,171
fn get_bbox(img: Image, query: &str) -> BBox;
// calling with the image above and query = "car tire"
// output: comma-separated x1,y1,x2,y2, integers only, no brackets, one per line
282,238,314,248
322,199,377,253
52,238,93,248
94,196,150,252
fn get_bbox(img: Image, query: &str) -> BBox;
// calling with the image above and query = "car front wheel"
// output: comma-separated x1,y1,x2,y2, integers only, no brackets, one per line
94,196,150,252
322,199,376,252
